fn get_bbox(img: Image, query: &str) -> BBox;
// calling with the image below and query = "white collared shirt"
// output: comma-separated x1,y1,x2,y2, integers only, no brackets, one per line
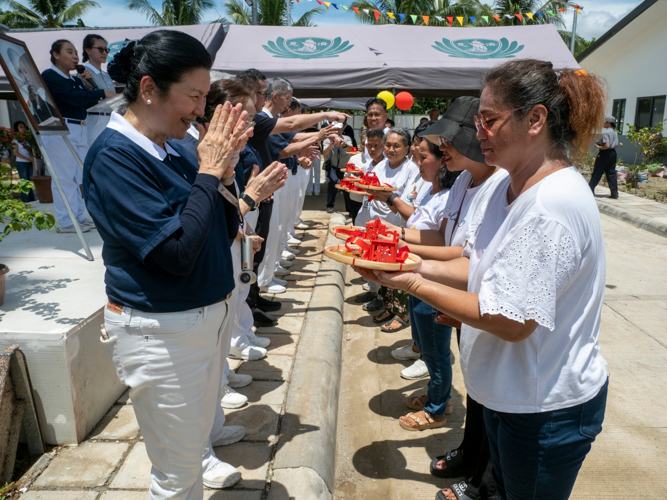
107,112,180,162
50,64,75,80
83,62,116,92
262,107,274,119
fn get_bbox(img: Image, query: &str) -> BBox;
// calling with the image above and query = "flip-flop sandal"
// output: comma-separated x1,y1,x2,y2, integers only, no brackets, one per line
435,481,476,500
380,316,410,332
373,310,394,324
430,449,468,478
407,396,453,415
399,411,447,432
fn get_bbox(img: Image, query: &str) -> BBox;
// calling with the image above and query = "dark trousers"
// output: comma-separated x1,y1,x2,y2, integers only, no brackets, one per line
347,198,362,222
588,149,618,197
326,167,342,208
484,379,608,500
15,161,35,203
246,201,273,308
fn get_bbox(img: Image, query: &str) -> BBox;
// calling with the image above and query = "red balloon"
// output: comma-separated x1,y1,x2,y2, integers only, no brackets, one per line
395,91,414,111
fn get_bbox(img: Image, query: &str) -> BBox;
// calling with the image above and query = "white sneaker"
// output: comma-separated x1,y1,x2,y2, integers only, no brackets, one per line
212,425,246,446
401,359,430,380
275,266,290,276
294,222,311,230
58,223,91,233
286,246,300,255
228,371,252,388
391,344,421,361
362,283,370,291
229,344,267,360
202,460,241,489
287,237,301,246
281,251,295,260
80,218,96,230
220,384,247,409
261,283,286,294
248,334,271,348
272,277,287,286
279,259,294,268
289,232,303,240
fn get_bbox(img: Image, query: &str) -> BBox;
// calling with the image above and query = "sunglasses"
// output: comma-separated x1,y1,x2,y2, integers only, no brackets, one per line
473,107,527,134
92,46,111,54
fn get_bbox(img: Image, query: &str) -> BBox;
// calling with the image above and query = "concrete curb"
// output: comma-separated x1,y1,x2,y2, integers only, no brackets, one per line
271,213,347,499
596,199,667,239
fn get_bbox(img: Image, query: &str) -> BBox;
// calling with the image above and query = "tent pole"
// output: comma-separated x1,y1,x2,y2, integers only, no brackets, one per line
392,88,395,120
570,9,578,54
286,0,291,26
252,0,258,24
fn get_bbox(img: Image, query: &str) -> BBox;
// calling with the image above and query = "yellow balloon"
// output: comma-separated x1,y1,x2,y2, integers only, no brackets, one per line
377,90,395,109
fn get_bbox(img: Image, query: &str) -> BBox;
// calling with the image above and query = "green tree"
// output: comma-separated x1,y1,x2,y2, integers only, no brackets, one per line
223,0,324,26
0,0,99,28
350,0,478,26
126,0,215,26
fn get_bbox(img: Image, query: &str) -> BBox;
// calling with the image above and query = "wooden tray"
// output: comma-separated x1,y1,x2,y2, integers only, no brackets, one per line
324,244,421,271
330,225,368,241
354,182,397,192
342,167,362,173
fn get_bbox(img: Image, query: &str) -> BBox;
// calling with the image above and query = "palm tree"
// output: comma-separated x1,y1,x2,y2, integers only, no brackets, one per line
126,0,215,26
350,0,478,26
0,0,100,28
223,0,324,26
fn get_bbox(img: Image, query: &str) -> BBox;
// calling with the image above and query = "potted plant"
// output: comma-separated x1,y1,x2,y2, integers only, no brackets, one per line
0,161,56,305
22,129,52,203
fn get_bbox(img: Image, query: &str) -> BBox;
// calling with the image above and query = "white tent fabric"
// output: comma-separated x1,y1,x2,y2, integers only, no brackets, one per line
213,24,578,98
0,23,225,99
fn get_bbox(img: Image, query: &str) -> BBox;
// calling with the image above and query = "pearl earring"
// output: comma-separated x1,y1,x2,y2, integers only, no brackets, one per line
146,99,152,105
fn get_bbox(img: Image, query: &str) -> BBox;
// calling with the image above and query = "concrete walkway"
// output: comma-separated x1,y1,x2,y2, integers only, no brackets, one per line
594,185,667,238
15,209,333,500
334,212,667,499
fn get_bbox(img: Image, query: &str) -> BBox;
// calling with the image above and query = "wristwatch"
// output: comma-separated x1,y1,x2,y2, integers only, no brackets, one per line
241,193,257,210
387,193,398,207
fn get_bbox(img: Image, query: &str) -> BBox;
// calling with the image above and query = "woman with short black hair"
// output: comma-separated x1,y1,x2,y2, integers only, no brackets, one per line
81,34,116,145
84,30,253,496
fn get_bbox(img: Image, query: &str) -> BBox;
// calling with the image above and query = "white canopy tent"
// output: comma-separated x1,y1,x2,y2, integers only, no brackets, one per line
213,24,579,98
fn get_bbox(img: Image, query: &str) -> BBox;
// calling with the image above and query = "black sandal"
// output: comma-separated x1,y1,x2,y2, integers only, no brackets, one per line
430,449,468,478
373,310,394,324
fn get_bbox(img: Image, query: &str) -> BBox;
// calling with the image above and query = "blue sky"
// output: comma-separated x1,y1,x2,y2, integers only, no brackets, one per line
89,0,642,41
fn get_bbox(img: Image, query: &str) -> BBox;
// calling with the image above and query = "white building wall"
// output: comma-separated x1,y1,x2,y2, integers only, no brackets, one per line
580,0,667,135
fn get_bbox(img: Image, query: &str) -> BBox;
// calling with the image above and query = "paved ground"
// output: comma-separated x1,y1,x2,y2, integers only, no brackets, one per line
334,212,667,499
594,185,667,238
15,207,333,500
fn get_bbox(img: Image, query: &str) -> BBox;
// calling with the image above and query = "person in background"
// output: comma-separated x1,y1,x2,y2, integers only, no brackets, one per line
363,98,390,162
303,102,322,197
429,107,440,121
324,122,353,214
385,118,395,128
588,115,619,199
12,121,35,202
80,34,118,146
42,39,115,233
420,117,429,124
411,120,435,165
342,116,357,149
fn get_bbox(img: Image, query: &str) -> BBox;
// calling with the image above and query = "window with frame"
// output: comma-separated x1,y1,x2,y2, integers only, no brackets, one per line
612,99,626,134
635,96,666,128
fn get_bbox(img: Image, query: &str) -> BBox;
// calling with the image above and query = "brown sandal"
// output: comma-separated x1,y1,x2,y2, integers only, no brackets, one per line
373,310,394,324
399,411,447,431
407,396,453,415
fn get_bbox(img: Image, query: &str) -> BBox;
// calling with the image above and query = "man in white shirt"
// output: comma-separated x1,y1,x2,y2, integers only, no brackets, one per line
363,98,391,163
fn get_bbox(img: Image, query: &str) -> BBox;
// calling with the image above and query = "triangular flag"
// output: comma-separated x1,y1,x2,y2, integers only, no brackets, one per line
324,2,330,10
505,14,512,19
332,3,339,9
435,16,443,21
353,6,359,14
398,13,405,22
547,10,554,15
457,16,463,25
410,14,417,23
482,15,488,23
536,11,543,16
363,8,369,15
526,12,533,20
558,8,567,12
374,10,380,21
422,15,429,25
470,16,476,24
341,5,347,10
447,16,453,26
316,0,322,4
515,13,522,22
576,8,581,14
493,14,501,22
387,12,395,19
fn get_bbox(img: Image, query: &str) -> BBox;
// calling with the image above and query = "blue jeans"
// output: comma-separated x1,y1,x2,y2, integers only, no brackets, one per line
483,378,608,500
408,295,452,416
15,161,35,202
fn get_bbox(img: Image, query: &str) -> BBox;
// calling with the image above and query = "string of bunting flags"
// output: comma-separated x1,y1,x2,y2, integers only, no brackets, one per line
297,0,582,25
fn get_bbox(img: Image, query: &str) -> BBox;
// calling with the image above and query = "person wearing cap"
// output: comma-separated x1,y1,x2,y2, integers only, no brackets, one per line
588,115,619,199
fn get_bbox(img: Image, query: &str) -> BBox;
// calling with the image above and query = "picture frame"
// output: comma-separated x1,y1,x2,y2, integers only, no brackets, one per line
0,32,68,133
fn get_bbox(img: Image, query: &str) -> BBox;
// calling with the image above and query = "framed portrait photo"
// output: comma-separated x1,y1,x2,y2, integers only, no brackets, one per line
0,32,68,133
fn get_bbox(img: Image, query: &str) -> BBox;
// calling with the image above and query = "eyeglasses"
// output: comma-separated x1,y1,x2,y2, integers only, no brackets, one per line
473,107,527,134
437,136,451,148
257,91,267,96
242,119,255,133
92,47,111,54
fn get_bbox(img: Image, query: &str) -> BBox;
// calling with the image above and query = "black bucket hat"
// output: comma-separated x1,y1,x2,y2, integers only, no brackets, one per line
418,96,486,163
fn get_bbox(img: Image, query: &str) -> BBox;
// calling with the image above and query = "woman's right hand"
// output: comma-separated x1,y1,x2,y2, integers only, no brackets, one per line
244,161,289,202
198,102,252,180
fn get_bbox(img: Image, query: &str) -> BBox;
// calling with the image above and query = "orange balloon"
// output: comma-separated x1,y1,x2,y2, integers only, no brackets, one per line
395,92,414,111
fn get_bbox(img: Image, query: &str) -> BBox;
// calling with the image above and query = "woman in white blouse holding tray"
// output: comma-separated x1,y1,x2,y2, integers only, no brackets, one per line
357,60,609,500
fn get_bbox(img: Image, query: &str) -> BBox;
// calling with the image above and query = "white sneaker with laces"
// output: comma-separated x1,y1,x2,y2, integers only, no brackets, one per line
391,344,421,361
274,266,290,277
248,333,271,348
220,384,247,409
260,283,286,294
228,371,252,388
279,259,294,268
272,277,287,286
229,344,267,360
281,251,295,260
401,359,430,380
287,237,301,246
202,460,241,489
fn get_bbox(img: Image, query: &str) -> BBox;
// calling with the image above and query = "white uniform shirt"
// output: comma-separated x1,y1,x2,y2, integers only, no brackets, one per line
461,167,608,413
13,139,31,160
407,182,451,231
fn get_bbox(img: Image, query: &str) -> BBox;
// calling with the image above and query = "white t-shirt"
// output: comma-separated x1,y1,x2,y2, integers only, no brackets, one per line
407,183,451,231
13,139,31,160
443,169,509,247
460,167,608,413
363,126,391,163
354,157,419,227
347,153,366,203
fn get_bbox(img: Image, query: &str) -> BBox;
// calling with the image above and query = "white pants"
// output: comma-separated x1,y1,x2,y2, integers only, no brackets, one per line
278,173,298,252
258,187,284,287
102,300,229,500
293,167,310,226
42,123,88,227
86,113,111,147
306,156,321,195
232,210,259,348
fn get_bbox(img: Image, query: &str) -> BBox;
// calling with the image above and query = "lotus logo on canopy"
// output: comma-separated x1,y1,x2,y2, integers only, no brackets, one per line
263,37,353,59
432,38,524,59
